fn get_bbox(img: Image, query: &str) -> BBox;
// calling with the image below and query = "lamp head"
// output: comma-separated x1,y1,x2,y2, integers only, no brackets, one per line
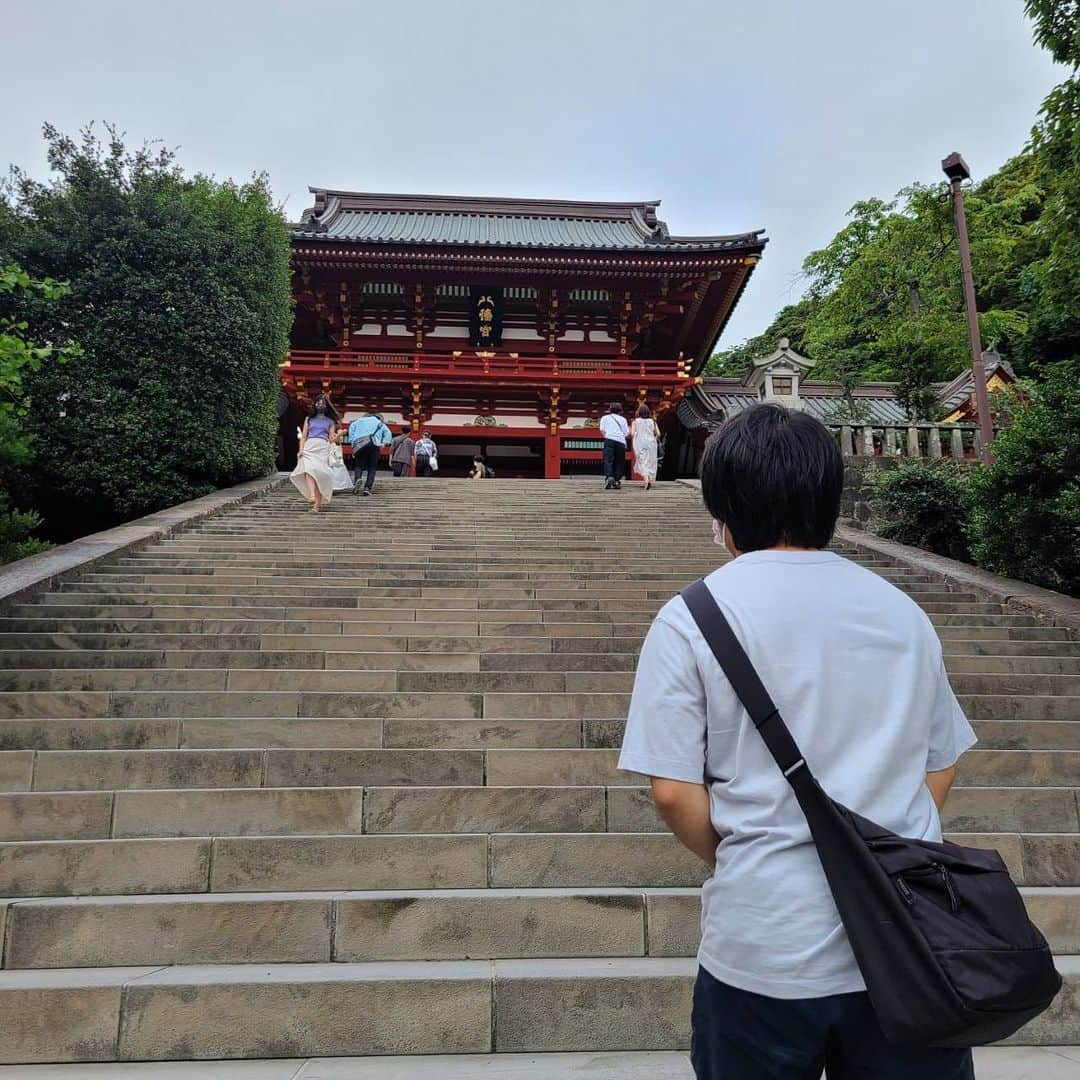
941,153,971,182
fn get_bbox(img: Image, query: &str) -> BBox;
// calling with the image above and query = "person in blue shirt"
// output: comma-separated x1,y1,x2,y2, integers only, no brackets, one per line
347,412,392,496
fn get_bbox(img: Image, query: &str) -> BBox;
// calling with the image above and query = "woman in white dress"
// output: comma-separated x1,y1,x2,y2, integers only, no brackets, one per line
630,404,659,489
290,396,339,512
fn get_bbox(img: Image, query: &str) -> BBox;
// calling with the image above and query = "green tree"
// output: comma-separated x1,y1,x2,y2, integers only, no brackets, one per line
3,125,292,538
1024,1,1080,368
708,153,1050,404
0,263,79,562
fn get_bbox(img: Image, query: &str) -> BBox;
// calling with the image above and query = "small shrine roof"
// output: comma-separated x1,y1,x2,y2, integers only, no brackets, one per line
936,353,1015,412
693,381,913,426
292,189,765,252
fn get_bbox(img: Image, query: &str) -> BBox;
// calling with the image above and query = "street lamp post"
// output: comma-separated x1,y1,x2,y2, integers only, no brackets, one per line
942,152,994,463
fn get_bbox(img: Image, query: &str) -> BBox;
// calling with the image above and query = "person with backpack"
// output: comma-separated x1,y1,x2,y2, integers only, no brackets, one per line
347,412,392,496
414,431,438,477
470,455,494,480
618,404,980,1078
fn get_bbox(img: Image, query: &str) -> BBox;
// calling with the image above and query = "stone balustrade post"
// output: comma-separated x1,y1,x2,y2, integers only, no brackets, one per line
839,425,854,458
927,425,942,460
907,425,922,458
950,427,964,459
861,425,874,456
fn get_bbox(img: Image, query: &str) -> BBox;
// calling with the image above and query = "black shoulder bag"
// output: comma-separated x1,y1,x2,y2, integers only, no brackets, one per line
681,578,1061,1048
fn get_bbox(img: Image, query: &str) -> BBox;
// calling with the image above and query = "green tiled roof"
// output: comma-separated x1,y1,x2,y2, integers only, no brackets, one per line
293,190,764,253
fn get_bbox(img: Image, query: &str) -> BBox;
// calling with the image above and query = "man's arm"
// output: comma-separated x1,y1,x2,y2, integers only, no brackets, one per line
925,765,957,812
651,778,720,866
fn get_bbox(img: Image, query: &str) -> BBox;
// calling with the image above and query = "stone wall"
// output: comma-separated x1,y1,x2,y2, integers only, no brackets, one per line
840,458,895,528
840,457,978,530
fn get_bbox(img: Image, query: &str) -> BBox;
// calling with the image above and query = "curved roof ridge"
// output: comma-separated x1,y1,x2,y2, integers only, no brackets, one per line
309,188,662,222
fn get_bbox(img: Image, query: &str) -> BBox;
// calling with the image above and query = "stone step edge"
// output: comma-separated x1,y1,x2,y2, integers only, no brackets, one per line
6,883,1074,906
0,475,288,612
8,1048,1069,1079
0,956,1076,1060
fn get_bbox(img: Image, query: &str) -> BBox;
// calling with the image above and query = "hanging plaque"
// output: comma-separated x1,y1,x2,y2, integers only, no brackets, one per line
469,286,504,347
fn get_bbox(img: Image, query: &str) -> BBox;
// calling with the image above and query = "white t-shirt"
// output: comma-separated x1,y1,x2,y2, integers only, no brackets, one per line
618,549,976,999
599,413,629,444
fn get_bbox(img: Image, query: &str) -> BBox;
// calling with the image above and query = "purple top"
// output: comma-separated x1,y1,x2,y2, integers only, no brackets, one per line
307,416,333,441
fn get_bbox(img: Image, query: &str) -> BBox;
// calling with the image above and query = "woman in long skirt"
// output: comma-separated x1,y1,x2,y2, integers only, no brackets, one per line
631,404,659,489
290,396,338,512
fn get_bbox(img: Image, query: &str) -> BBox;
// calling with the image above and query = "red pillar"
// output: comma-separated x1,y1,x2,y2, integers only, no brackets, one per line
544,431,561,479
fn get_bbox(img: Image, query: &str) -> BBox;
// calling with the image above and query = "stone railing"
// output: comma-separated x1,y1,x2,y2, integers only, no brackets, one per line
826,421,1002,460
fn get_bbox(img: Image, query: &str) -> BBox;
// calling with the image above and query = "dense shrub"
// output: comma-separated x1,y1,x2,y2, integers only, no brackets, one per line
869,461,973,562
2,126,292,540
967,360,1080,595
0,263,78,562
0,494,49,563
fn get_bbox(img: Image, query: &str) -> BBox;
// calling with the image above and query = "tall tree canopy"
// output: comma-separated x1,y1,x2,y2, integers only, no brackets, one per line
1,126,292,538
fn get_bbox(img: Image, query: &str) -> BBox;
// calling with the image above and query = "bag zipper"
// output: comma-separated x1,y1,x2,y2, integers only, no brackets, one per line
896,863,961,913
933,862,961,913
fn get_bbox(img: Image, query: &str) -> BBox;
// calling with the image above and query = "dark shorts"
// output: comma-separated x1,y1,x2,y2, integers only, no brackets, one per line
691,966,974,1080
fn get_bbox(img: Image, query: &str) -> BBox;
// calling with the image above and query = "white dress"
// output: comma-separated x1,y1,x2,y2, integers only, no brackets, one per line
328,443,353,492
632,418,659,481
290,437,335,502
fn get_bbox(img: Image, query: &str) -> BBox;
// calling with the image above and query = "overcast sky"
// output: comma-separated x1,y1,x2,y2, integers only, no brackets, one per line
3,0,1065,346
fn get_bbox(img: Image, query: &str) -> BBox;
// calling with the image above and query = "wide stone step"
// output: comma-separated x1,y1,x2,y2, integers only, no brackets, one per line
6,828,1080,897
0,833,711,896
4,885,1076,970
227,662,1067,695
2,955,1076,1063
3,782,1075,841
0,784,621,840
0,689,648,720
0,715,592,751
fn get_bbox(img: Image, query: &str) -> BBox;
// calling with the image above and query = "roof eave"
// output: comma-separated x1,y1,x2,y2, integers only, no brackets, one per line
289,231,769,255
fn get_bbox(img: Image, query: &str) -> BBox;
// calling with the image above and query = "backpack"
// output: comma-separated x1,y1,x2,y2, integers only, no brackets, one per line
484,465,496,479
681,579,1061,1048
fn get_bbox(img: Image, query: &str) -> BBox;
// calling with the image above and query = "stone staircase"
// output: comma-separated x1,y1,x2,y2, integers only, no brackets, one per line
0,478,1076,1065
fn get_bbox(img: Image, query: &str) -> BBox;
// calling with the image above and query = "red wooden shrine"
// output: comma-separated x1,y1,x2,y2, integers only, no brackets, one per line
282,191,766,478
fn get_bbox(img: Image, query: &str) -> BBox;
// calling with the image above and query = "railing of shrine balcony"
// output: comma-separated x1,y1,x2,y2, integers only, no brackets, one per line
285,350,693,382
825,421,1004,460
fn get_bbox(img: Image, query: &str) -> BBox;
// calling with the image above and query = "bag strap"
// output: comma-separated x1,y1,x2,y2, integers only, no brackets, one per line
681,579,813,787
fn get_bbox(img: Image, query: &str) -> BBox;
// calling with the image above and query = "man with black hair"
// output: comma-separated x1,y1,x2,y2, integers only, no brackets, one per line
619,404,976,1078
599,401,629,489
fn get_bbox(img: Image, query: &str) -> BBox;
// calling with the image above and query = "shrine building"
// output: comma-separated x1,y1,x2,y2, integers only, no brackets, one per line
282,190,767,477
